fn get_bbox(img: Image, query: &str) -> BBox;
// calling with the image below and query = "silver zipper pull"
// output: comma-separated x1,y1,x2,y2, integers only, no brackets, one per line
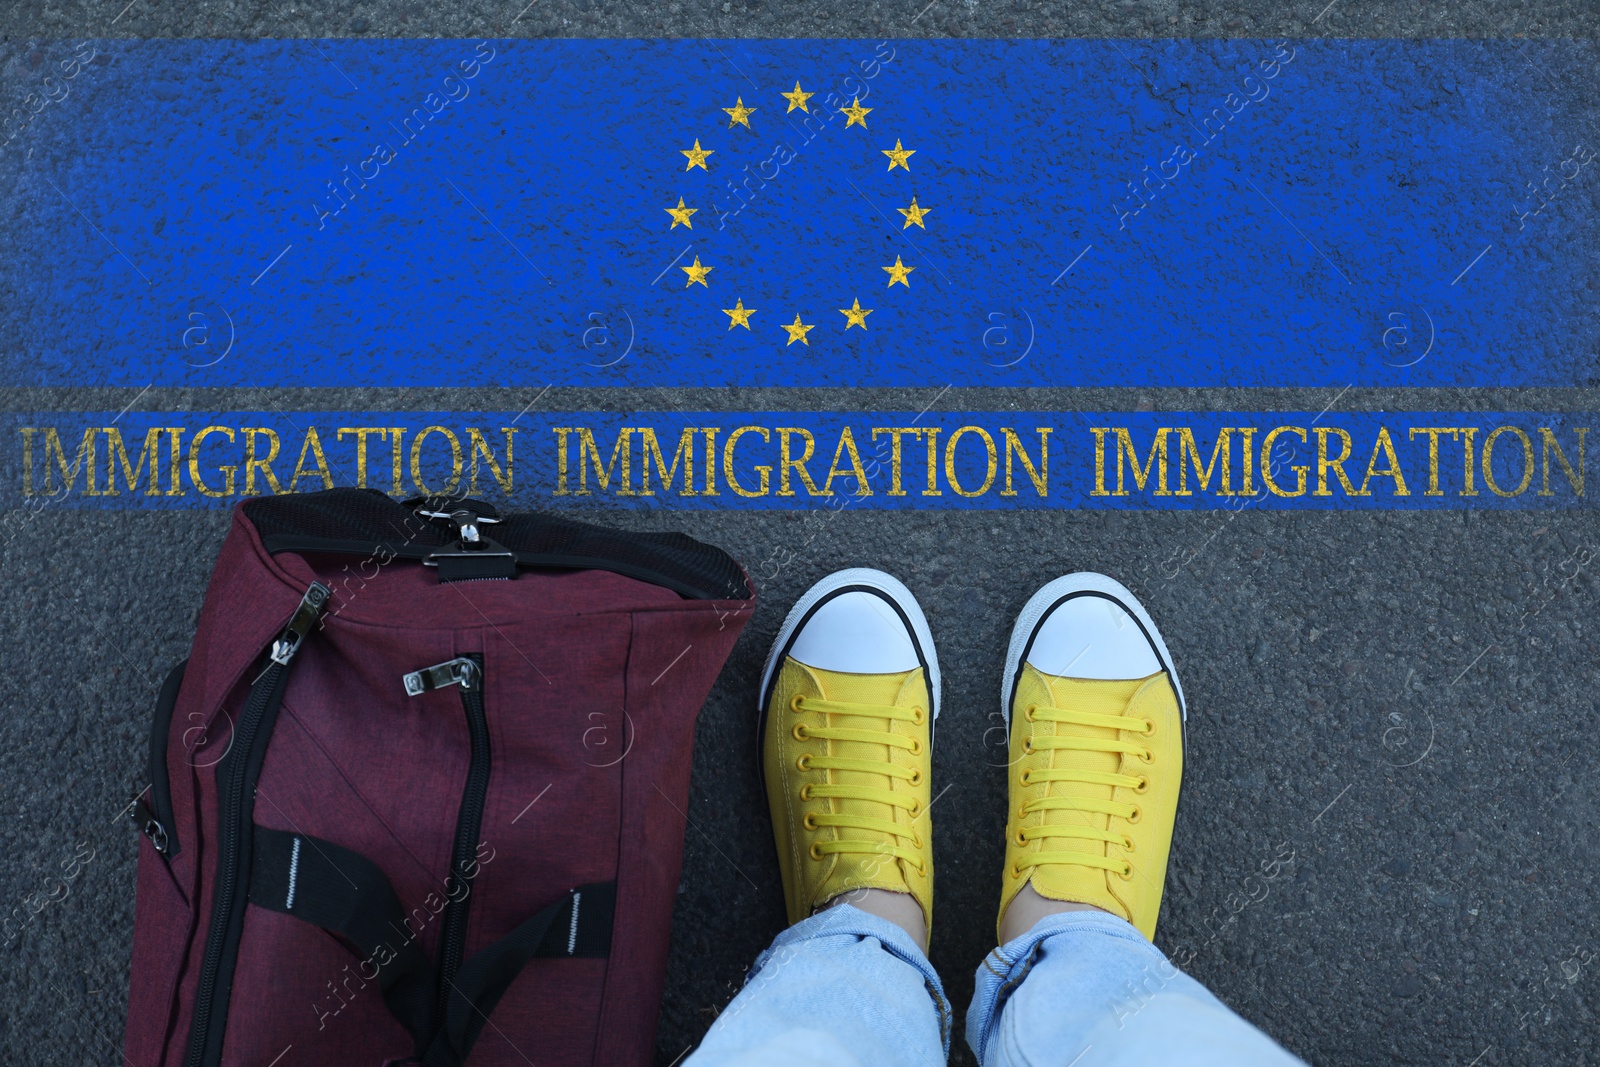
403,657,479,697
270,582,332,666
129,793,170,856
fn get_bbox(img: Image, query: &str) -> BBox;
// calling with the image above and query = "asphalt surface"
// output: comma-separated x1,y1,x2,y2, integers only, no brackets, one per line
3,4,1600,1067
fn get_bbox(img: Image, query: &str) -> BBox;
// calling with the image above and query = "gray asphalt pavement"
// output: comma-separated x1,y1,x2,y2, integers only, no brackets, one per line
3,2,1599,1065
4,429,1599,1065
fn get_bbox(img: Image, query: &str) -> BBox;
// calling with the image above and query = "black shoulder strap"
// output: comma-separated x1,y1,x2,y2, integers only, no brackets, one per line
244,488,753,600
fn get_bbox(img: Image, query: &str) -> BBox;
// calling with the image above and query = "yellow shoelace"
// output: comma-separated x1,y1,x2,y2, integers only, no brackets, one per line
792,693,927,874
1015,702,1153,878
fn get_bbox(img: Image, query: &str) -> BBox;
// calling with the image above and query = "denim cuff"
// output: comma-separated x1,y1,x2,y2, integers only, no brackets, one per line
752,903,953,1056
967,910,1170,1059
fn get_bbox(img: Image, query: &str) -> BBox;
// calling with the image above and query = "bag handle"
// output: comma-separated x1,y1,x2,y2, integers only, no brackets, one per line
422,882,615,1066
249,827,438,1052
249,826,615,1063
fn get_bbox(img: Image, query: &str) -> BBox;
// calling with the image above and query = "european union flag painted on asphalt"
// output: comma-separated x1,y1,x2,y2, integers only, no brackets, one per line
2,39,1595,388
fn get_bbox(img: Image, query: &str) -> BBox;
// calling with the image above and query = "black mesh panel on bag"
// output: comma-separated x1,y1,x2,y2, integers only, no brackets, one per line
242,488,751,600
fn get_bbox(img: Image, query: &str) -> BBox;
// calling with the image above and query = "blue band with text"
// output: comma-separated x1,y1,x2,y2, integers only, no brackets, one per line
4,412,1592,513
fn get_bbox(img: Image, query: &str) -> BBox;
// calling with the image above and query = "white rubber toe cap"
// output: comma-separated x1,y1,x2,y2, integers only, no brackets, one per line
1004,572,1186,730
787,590,922,674
1025,595,1162,679
759,568,942,725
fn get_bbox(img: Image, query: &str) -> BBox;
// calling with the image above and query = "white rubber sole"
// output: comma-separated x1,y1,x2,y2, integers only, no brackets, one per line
758,567,942,724
1000,572,1187,736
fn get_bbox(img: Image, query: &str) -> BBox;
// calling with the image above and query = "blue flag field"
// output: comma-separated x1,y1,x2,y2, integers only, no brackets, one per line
3,38,1596,390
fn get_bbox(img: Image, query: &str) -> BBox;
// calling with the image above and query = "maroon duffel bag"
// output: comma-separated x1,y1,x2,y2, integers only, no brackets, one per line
124,488,754,1066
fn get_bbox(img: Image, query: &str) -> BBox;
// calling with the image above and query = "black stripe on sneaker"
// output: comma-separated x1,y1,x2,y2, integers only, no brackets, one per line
1007,590,1184,724
757,584,934,790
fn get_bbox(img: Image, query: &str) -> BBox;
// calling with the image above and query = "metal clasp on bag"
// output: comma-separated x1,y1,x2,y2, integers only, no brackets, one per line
412,503,501,524
414,505,502,532
403,656,480,696
419,509,516,577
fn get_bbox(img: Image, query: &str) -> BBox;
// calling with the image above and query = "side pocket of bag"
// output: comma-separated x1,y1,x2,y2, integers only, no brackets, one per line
592,607,732,1066
125,658,201,1066
131,660,187,863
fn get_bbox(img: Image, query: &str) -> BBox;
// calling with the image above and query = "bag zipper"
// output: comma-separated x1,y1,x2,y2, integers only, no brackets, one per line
130,660,189,857
184,583,329,1067
408,654,492,1019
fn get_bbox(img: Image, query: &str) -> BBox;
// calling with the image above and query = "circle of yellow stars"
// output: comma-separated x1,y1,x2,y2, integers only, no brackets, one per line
661,80,933,346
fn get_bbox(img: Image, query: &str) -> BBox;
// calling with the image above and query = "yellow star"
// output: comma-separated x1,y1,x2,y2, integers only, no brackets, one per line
682,255,713,287
723,298,756,330
841,97,872,128
723,96,757,130
781,81,814,113
882,139,915,171
681,139,713,171
839,298,873,330
665,197,697,230
897,197,932,230
781,314,815,346
882,256,915,288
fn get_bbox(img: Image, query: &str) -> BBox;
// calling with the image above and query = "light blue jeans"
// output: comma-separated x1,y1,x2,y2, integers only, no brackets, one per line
684,904,1306,1067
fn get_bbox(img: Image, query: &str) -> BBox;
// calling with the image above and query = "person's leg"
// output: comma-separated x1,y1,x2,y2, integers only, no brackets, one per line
687,900,948,1067
686,570,949,1067
968,908,1303,1065
967,573,1303,1066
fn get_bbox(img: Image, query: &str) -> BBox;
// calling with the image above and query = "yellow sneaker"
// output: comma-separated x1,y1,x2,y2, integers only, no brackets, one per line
758,569,939,934
998,573,1186,942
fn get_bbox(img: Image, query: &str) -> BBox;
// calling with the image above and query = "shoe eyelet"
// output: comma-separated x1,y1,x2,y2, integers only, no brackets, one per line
809,843,824,861
803,812,819,831
912,833,924,849
1137,749,1154,764
1011,863,1024,879
912,706,925,725
909,769,924,786
1019,770,1033,787
1022,737,1036,756
1134,776,1150,795
799,784,813,801
1122,836,1136,852
790,694,806,713
1013,829,1027,847
792,723,810,742
796,754,813,771
1139,718,1155,736
909,738,923,756
1127,805,1143,825
1115,862,1135,881
1024,703,1038,723
916,863,928,877
908,800,922,817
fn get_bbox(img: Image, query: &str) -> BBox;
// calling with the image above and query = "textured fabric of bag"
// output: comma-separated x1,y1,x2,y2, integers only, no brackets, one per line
125,492,755,1066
